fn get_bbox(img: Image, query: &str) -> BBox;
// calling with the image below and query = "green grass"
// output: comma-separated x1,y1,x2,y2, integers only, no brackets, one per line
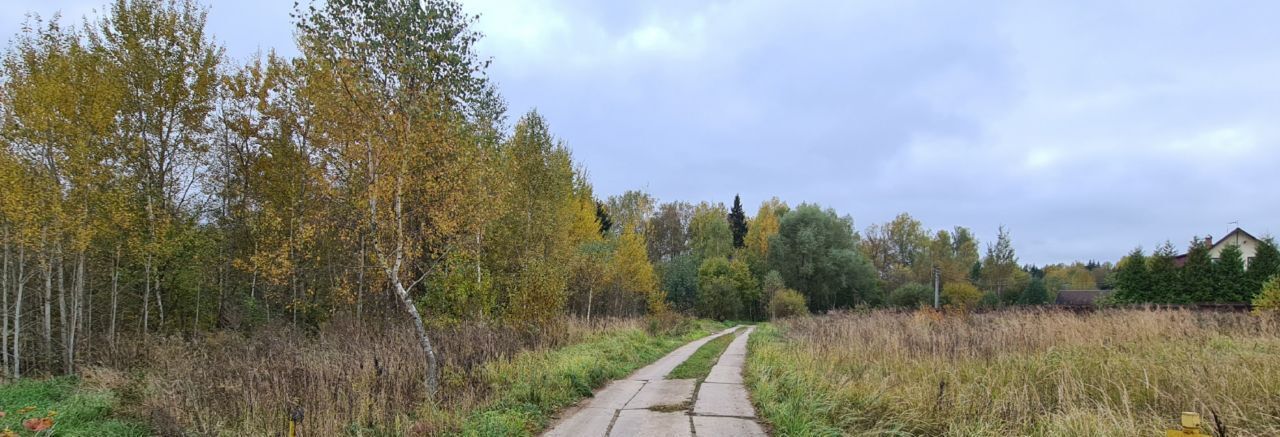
0,376,148,436
743,323,845,436
667,328,738,381
447,319,727,436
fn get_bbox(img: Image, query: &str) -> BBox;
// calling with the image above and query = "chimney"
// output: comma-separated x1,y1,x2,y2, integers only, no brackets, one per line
1204,235,1213,247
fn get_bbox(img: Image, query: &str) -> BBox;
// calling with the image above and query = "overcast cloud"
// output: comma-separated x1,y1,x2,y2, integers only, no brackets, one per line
4,0,1278,265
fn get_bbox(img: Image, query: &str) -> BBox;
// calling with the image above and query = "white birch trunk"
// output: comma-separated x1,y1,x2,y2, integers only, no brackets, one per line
143,252,151,334
14,245,25,378
42,234,53,368
65,250,84,374
109,246,119,349
2,227,9,376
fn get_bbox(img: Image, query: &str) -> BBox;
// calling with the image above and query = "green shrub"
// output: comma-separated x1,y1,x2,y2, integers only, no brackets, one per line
646,311,694,336
942,282,983,310
1019,278,1048,305
769,289,808,319
1252,276,1280,314
888,283,932,308
978,291,1001,309
1093,292,1121,308
697,257,759,321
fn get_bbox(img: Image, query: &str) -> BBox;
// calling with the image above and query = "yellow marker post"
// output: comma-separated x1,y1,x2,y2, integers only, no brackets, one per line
287,405,304,437
1166,412,1206,437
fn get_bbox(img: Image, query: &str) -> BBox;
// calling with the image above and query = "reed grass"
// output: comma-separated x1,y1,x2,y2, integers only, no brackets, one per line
70,315,709,435
746,308,1280,436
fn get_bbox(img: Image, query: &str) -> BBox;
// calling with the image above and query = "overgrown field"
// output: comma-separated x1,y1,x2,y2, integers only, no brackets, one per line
747,309,1280,436
1,315,721,436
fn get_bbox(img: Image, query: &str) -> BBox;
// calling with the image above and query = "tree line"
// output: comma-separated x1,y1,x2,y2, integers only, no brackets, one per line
0,0,1072,397
1112,237,1280,304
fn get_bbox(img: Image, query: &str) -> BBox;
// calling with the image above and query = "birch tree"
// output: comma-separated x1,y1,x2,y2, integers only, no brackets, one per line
297,0,498,396
3,13,123,372
91,0,221,334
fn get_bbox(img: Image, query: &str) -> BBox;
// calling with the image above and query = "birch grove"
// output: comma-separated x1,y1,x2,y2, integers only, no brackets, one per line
0,0,668,392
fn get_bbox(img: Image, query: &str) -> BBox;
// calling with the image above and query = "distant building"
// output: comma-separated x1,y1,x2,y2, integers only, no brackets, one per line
1054,289,1110,306
1173,227,1263,269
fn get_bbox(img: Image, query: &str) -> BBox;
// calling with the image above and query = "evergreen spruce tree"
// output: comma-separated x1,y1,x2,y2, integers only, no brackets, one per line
1019,278,1048,305
1245,237,1280,300
728,194,748,248
1114,248,1150,302
1214,244,1247,302
595,201,613,236
1181,239,1215,303
1147,241,1180,303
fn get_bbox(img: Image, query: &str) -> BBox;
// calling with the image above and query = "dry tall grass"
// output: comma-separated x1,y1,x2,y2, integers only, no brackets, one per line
84,316,646,435
748,308,1280,436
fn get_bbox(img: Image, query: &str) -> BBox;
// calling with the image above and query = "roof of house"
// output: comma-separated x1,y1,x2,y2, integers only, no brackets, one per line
1174,227,1260,264
1054,289,1108,306
1214,227,1260,247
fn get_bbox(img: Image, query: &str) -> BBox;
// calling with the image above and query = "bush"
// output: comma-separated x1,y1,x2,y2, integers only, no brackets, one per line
762,270,786,295
1252,276,1280,314
942,282,983,311
646,311,694,336
697,257,759,321
1019,278,1048,305
660,253,701,311
889,283,933,308
769,289,808,319
978,291,1001,309
1093,292,1121,309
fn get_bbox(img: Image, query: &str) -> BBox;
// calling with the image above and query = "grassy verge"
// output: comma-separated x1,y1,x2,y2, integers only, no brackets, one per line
746,309,1280,436
445,318,726,436
667,328,738,381
0,377,148,436
744,323,843,436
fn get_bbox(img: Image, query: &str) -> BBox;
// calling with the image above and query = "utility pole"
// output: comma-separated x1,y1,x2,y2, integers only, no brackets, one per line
933,265,941,309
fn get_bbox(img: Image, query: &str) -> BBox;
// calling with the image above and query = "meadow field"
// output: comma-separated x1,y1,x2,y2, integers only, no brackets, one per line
746,309,1280,436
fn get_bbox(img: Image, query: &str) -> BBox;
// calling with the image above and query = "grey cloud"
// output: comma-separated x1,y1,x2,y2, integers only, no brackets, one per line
5,0,1278,264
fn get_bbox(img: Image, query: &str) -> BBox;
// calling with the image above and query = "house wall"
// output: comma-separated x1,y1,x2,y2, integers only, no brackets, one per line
1208,230,1260,269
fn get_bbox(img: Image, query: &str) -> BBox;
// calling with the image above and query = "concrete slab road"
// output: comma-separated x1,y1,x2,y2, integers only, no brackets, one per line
542,325,767,437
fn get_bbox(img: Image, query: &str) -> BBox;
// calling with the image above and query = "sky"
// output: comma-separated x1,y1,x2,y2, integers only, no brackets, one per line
4,0,1279,265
